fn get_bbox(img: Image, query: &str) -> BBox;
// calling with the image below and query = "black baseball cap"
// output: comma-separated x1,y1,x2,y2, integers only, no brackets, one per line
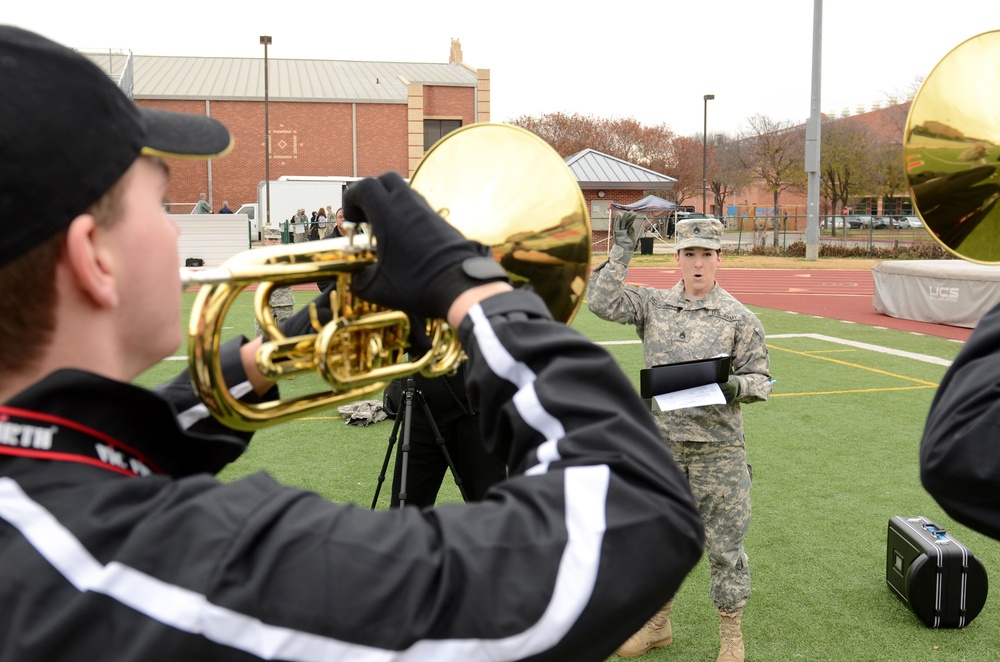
0,26,233,267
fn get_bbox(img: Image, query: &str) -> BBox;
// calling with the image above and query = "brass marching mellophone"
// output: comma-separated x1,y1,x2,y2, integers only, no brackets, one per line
183,123,592,430
904,30,1000,263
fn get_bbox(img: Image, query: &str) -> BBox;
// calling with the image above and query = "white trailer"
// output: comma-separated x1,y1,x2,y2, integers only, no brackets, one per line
254,177,361,240
174,214,251,267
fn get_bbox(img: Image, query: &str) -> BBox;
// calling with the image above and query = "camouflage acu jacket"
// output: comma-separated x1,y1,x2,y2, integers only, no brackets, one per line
588,245,771,442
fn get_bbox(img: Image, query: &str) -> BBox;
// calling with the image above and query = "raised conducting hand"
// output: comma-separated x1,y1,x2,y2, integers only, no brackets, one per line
614,211,639,257
343,172,508,319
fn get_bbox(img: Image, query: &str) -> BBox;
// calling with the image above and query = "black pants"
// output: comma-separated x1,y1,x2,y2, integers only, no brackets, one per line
390,407,506,508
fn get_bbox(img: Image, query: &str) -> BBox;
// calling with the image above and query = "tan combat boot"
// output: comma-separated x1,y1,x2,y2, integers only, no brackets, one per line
616,601,673,658
717,608,745,662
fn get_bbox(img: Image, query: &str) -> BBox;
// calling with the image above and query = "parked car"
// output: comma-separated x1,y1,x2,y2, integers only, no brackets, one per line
900,216,924,229
848,215,873,229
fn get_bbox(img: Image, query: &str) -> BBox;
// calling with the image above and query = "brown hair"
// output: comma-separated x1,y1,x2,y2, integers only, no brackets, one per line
0,173,128,374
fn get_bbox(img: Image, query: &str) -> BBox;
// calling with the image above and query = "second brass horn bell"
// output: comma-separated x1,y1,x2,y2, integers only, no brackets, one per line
905,30,1000,263
187,123,591,430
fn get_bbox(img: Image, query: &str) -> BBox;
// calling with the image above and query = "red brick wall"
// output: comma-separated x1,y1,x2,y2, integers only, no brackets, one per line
137,98,422,211
582,189,646,209
356,104,408,176
424,86,475,125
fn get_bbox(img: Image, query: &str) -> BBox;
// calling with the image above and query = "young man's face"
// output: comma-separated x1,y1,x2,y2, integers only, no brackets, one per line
105,157,183,369
675,246,721,299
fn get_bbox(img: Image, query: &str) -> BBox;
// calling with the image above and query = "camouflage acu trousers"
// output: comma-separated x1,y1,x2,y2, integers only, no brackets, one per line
664,438,751,612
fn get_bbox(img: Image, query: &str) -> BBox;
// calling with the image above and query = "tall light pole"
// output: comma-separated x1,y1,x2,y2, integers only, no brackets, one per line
703,94,715,214
260,36,272,231
804,0,823,260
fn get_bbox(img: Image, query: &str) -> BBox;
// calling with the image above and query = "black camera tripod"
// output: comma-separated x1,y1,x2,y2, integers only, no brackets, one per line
371,377,468,509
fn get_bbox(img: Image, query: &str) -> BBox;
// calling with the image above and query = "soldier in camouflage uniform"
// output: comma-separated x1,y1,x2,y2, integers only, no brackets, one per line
252,285,295,337
588,214,771,662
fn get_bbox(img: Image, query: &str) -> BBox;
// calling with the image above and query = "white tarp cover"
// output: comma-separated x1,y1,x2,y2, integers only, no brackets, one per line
872,260,1000,328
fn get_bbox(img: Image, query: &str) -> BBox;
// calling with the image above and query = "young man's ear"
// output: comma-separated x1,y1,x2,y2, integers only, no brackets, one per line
64,215,119,308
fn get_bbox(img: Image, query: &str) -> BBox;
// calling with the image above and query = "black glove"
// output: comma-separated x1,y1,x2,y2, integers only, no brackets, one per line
614,211,638,257
279,282,334,338
343,172,508,320
720,376,740,404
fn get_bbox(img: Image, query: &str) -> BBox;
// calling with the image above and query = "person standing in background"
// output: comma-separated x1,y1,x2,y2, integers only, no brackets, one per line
315,207,327,237
292,208,309,243
325,207,345,238
192,192,211,214
218,201,233,214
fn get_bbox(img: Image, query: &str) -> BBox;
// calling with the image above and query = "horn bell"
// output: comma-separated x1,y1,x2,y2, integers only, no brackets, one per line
905,30,1000,263
410,123,591,323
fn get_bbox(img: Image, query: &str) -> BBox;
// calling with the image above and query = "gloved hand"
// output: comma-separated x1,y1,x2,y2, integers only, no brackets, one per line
343,172,509,320
279,282,334,338
719,376,740,404
614,211,639,256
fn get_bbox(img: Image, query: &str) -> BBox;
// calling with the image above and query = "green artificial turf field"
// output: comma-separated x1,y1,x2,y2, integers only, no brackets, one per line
135,290,998,661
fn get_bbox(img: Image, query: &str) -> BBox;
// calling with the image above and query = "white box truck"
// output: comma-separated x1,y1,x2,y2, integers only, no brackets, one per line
250,177,361,241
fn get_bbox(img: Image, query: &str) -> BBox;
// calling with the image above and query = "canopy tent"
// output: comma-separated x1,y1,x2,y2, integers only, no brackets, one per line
610,195,677,213
610,195,679,241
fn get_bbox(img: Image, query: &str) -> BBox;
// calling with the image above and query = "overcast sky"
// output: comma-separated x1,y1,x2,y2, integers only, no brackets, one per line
7,1,999,137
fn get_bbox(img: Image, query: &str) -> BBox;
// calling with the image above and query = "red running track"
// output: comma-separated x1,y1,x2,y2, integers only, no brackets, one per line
625,267,972,342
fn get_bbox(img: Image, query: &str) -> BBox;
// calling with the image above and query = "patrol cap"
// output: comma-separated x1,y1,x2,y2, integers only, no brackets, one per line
0,25,233,267
675,218,724,251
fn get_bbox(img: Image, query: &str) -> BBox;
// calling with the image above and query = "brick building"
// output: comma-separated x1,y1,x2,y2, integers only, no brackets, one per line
84,40,489,217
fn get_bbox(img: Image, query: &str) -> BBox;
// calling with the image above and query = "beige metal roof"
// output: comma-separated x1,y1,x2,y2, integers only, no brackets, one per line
564,149,676,190
82,52,476,103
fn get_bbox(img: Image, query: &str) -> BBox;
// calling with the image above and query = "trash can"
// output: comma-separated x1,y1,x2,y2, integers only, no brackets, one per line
639,236,655,255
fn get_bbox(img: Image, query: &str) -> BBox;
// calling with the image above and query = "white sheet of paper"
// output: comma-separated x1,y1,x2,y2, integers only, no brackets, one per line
653,383,727,412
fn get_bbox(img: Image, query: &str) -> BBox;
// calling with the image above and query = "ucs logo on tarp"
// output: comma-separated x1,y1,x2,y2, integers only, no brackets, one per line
928,286,959,302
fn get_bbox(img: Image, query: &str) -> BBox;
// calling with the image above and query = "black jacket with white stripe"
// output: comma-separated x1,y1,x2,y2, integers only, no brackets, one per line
0,289,703,661
921,300,1000,541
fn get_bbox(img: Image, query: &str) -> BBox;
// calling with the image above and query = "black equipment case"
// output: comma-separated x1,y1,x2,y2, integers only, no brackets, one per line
886,516,988,628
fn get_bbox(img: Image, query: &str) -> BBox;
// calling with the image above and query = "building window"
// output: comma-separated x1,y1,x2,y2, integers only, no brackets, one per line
424,119,462,151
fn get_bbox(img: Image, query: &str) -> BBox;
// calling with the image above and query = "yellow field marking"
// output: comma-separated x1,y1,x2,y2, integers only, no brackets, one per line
768,344,940,387
802,349,857,354
770,385,936,398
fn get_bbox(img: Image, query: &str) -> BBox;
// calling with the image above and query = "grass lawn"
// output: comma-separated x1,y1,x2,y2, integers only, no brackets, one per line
135,274,999,661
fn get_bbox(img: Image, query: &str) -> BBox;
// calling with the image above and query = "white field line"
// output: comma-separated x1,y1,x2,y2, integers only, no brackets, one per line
595,333,953,367
764,333,951,367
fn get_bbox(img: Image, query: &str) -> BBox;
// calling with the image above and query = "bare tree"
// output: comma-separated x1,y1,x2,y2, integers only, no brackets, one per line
819,119,878,235
871,98,910,217
657,135,701,206
872,141,907,215
507,112,596,156
707,132,750,218
508,113,676,164
737,115,806,246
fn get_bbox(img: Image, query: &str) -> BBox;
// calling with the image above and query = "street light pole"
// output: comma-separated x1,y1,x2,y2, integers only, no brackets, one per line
703,94,715,215
260,36,272,232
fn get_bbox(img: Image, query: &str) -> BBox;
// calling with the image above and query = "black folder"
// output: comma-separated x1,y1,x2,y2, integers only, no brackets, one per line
639,355,732,399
